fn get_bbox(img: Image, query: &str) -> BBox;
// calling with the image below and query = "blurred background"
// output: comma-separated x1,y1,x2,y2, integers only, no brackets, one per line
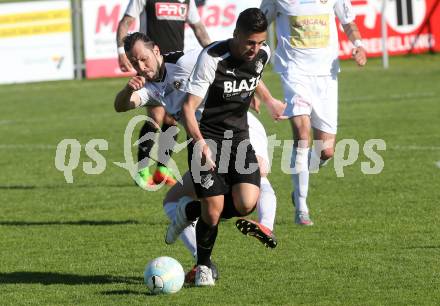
0,0,439,84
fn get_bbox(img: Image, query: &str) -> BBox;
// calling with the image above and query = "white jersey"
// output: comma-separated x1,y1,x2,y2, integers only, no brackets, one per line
260,0,355,75
137,48,202,120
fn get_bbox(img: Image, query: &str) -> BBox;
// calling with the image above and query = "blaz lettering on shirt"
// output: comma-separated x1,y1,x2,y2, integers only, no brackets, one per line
223,76,261,98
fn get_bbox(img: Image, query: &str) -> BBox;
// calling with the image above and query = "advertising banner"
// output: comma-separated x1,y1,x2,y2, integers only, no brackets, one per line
338,0,440,58
82,0,140,78
82,0,439,79
0,0,74,84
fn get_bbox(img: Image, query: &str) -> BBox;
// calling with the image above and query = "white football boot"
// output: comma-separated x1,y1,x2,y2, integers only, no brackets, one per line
195,265,215,286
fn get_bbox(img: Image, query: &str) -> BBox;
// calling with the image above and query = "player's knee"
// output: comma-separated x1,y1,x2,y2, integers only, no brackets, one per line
321,147,334,160
235,202,256,216
204,210,221,226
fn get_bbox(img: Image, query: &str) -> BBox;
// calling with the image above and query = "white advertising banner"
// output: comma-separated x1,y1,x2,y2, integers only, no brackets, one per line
82,0,140,78
0,1,74,84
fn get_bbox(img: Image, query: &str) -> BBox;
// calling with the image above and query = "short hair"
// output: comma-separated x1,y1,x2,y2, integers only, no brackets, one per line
123,32,155,53
236,8,268,34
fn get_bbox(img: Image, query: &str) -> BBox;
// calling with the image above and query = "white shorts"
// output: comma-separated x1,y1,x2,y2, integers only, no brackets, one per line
281,73,338,134
247,112,270,171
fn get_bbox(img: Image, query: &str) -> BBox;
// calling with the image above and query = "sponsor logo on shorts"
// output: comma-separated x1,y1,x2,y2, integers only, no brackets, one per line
200,173,214,190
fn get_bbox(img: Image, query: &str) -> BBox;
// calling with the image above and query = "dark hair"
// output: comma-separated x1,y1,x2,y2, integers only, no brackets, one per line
123,32,155,53
236,8,268,34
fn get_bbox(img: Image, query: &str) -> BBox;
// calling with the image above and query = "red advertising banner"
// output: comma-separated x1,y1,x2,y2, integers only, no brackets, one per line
82,0,139,79
338,0,440,59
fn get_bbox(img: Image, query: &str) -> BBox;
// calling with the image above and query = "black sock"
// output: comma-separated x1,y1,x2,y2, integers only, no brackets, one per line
157,123,178,168
185,200,201,221
138,122,158,166
196,218,218,267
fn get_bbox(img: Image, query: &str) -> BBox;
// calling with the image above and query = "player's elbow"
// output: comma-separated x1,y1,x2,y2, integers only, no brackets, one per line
114,99,127,112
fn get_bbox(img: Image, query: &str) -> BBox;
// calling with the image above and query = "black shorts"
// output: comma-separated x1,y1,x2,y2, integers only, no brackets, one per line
188,138,260,198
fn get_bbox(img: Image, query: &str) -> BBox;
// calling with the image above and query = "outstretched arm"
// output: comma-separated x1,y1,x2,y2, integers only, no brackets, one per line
182,94,204,141
255,80,287,120
114,76,145,112
182,94,215,169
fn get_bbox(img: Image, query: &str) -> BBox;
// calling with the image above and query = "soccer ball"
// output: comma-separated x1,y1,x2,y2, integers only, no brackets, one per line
144,256,185,294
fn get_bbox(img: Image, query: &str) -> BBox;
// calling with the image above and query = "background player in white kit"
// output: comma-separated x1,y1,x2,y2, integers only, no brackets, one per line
260,0,367,225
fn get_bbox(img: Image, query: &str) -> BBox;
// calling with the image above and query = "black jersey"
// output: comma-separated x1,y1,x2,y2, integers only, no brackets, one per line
145,0,188,53
126,0,200,54
185,40,271,141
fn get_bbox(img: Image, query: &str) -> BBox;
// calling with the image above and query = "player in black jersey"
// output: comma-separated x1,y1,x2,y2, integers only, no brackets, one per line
116,0,211,188
180,8,273,286
115,31,284,284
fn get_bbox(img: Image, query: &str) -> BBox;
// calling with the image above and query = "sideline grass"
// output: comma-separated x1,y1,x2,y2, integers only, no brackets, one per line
1,54,440,305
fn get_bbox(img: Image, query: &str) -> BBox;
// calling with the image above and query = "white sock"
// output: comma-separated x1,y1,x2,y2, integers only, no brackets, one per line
291,147,310,213
308,148,321,173
163,202,197,258
256,177,276,231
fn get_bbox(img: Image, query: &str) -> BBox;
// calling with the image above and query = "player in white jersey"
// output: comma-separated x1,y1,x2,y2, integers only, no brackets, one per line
260,0,367,225
116,0,211,188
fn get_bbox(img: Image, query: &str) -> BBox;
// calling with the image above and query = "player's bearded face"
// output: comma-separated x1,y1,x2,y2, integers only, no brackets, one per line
129,42,162,81
235,31,267,62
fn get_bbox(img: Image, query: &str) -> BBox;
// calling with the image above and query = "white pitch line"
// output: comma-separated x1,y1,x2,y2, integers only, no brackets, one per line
0,120,14,125
391,145,440,151
0,144,56,150
340,92,435,103
0,79,126,94
1,113,115,124
436,161,440,169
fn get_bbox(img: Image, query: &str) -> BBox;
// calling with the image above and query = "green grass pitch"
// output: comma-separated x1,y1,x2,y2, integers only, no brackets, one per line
1,54,440,305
